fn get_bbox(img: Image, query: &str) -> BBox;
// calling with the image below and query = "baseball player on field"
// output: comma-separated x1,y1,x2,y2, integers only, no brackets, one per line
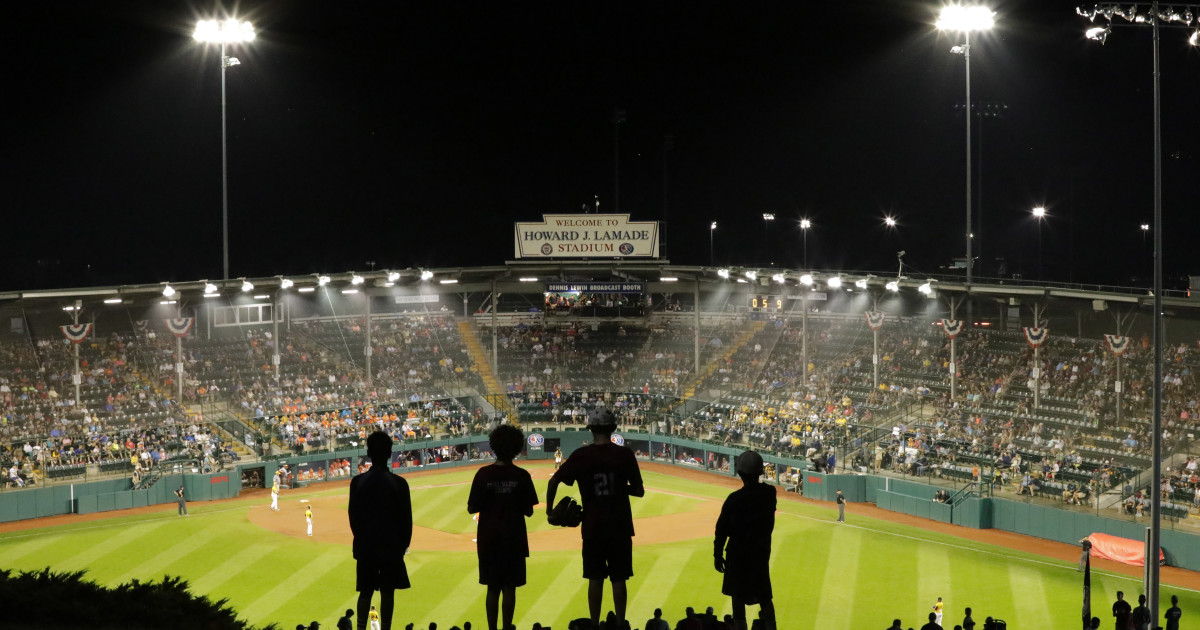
270,478,280,511
306,505,313,536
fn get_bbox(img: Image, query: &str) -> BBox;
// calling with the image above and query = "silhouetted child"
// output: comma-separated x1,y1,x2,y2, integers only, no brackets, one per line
714,450,776,630
468,425,538,630
349,432,413,630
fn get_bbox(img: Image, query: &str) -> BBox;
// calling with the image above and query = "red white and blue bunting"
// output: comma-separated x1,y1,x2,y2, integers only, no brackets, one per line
60,323,93,344
164,317,195,338
1023,326,1050,348
865,311,886,331
941,319,964,339
1104,334,1130,356
135,320,149,333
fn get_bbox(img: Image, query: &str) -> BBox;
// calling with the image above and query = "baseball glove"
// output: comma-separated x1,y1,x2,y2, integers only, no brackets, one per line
547,496,583,527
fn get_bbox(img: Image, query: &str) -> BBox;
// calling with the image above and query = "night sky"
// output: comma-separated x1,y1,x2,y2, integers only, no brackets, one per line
3,1,1197,291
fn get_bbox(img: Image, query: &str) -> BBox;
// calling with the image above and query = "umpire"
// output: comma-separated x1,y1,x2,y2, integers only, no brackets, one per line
547,408,645,630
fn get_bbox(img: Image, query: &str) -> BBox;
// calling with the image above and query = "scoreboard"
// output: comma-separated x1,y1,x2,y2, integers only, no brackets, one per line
750,295,783,312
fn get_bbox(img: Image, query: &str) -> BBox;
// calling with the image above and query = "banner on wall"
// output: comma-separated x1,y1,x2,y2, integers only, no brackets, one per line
164,317,195,337
514,214,659,259
60,323,93,344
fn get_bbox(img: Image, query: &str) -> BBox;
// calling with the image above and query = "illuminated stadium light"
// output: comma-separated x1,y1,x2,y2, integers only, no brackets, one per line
203,292,221,298
253,294,269,300
204,283,218,294
341,288,359,295
827,276,842,289
104,298,123,304
193,19,256,43
883,216,898,228
886,281,900,292
351,274,365,285
736,278,747,283
799,274,814,286
439,279,459,284
1191,29,1199,46
936,5,996,32
241,279,254,292
519,277,539,282
717,269,730,279
279,278,294,289
160,300,177,305
62,306,77,311
855,278,869,289
387,271,401,282
298,287,315,293
162,284,176,297
744,270,757,281
1086,26,1111,43
317,275,331,287
771,274,786,284
660,277,678,282
919,282,934,295
420,270,434,281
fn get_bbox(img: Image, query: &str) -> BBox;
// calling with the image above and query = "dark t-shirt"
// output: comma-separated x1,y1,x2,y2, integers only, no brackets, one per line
1165,605,1181,630
348,464,413,563
551,442,644,539
468,462,538,556
1132,605,1150,629
1113,600,1132,628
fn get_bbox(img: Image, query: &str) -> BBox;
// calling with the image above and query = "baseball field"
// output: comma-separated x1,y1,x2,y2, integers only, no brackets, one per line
1,461,1198,629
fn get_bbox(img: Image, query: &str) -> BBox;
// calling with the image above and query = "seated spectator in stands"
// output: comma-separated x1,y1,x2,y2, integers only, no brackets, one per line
1017,473,1034,496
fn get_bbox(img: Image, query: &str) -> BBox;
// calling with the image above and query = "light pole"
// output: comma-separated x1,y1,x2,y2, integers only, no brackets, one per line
937,5,995,284
1077,3,1200,622
799,218,812,269
709,221,717,265
1032,206,1046,280
194,18,256,281
762,213,775,264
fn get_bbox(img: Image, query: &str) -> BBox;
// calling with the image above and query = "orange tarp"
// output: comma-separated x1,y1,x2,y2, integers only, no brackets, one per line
1087,532,1166,567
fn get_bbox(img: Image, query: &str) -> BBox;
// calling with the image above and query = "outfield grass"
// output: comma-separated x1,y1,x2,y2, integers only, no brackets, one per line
1,467,1197,629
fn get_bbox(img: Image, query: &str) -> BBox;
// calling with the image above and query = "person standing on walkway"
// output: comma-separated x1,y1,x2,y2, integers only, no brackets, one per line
836,490,846,522
175,485,188,516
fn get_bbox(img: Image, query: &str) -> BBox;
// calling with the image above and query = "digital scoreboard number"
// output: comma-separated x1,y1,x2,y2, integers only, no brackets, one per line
750,295,783,312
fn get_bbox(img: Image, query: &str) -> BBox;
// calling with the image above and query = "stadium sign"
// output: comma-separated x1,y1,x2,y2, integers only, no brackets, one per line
546,282,644,294
514,214,660,259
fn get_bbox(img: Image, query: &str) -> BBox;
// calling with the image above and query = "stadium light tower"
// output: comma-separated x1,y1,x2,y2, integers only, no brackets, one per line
1032,206,1047,279
194,18,256,280
1077,3,1200,622
709,221,717,265
762,213,775,264
799,218,812,269
937,4,995,285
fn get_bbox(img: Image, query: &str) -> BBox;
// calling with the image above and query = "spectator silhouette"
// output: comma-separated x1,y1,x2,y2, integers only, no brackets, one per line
337,609,354,630
714,450,777,630
547,408,644,629
349,431,413,630
919,612,942,630
674,607,701,630
886,620,903,630
645,608,669,630
1165,594,1181,630
467,425,538,630
1132,594,1150,630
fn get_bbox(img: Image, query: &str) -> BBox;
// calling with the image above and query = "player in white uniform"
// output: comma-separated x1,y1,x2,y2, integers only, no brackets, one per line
306,506,313,536
270,479,280,511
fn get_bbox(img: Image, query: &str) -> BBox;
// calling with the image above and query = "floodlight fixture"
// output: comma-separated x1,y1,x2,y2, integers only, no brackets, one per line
204,282,218,294
827,276,843,289
918,282,934,295
886,280,900,292
420,270,434,281
193,19,256,43
745,270,758,281
1086,26,1111,42
1191,29,1199,45
298,287,315,293
1142,223,1151,231
519,277,539,282
762,213,775,221
772,273,786,284
660,277,679,282
717,269,731,279
1032,206,1047,218
279,278,294,289
710,221,718,230
160,300,177,305
253,294,269,300
799,274,815,286
855,278,869,289
936,5,996,32
162,284,176,297
884,216,898,228
62,306,77,312
203,292,221,298
341,288,358,295
317,275,331,287
439,279,459,284
799,219,812,230
241,279,254,292
951,45,967,54
104,298,123,304
736,279,747,284
351,274,365,285
386,271,401,282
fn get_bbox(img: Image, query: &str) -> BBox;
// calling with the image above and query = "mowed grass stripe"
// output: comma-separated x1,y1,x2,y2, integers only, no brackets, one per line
915,540,953,618
239,548,348,622
423,557,488,623
814,523,862,629
189,539,279,595
856,522,919,628
797,524,835,623
1008,562,1052,629
521,554,589,627
0,532,65,567
52,520,174,576
283,556,358,624
110,522,229,584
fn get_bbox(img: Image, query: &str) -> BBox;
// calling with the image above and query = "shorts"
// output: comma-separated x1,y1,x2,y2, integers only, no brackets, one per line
582,535,633,581
478,547,528,587
356,558,410,592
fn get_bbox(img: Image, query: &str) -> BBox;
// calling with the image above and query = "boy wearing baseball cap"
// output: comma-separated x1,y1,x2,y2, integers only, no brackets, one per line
547,408,645,629
714,450,777,630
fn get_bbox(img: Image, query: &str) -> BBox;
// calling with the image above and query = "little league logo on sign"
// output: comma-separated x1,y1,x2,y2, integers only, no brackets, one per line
610,433,625,446
527,433,545,447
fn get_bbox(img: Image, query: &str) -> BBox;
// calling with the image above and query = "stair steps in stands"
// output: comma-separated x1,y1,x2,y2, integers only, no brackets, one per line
456,320,518,420
677,321,766,402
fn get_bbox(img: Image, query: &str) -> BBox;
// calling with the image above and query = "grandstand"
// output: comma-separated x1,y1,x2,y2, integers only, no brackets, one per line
2,263,1199,532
